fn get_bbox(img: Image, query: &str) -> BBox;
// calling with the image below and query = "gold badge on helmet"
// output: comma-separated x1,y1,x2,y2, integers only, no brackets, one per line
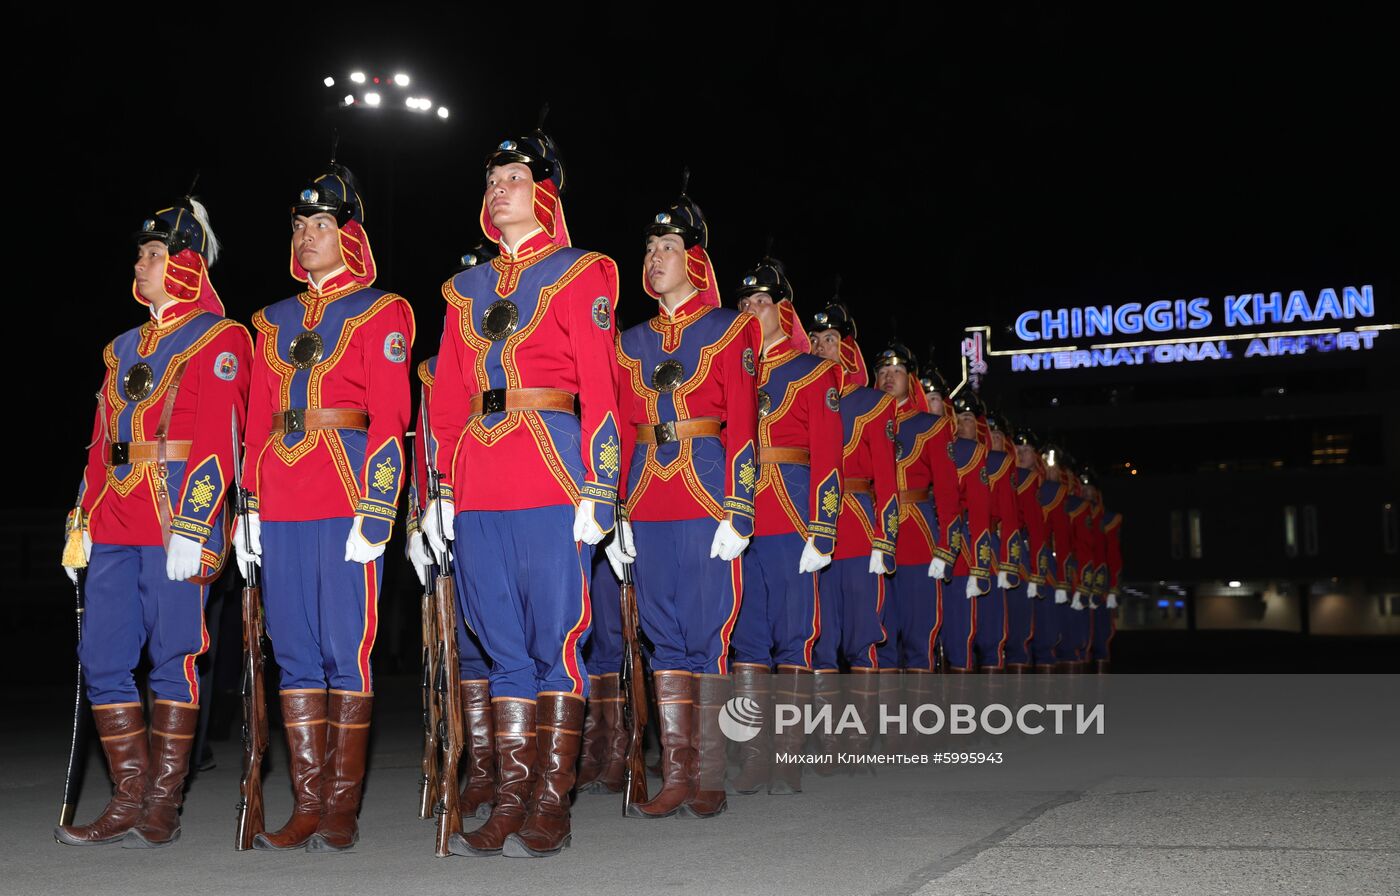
289,331,325,370
481,299,520,341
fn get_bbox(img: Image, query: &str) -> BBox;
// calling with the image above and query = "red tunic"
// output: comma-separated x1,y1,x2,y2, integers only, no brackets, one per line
891,403,962,567
833,385,898,561
1013,466,1050,586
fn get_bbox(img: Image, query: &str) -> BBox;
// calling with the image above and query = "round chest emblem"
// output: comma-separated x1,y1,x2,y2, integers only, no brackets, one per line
651,359,685,393
825,387,840,412
757,389,772,417
289,331,325,370
482,299,520,341
742,347,756,376
122,363,155,401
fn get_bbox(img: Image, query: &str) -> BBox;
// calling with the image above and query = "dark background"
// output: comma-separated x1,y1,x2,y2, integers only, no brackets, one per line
5,5,1395,674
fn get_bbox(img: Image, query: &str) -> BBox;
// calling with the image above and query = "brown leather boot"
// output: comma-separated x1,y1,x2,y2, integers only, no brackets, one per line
450,698,536,856
55,703,149,845
253,689,327,850
574,675,605,792
459,679,495,821
625,670,694,817
123,700,198,848
1034,664,1056,674
727,663,770,795
1095,659,1111,674
844,668,879,759
306,691,372,852
594,674,627,793
769,666,812,795
810,670,843,775
503,693,584,857
681,673,729,818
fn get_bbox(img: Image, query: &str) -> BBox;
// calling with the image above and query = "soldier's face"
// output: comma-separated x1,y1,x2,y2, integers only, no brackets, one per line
811,329,841,363
956,412,977,439
644,233,690,297
133,239,168,301
1015,444,1037,468
990,431,1006,451
926,393,944,416
876,364,909,400
737,291,782,342
486,162,534,231
292,213,341,278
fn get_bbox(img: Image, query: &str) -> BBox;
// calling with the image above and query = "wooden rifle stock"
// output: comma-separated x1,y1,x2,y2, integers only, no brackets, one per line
618,553,649,812
234,575,268,850
418,581,440,820
432,567,463,856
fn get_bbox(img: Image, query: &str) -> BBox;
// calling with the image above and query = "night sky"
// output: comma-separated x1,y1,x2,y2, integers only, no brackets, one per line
11,5,1393,506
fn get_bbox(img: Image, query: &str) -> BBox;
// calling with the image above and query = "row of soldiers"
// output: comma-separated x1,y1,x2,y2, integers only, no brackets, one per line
55,120,1123,859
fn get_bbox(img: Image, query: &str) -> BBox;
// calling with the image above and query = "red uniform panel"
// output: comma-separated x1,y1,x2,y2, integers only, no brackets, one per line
834,388,898,561
1014,467,1049,585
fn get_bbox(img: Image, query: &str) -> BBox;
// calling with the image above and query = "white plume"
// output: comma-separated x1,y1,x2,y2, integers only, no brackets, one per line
188,198,220,265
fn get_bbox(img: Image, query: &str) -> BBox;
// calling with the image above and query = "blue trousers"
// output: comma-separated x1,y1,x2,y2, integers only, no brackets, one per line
894,564,941,671
874,572,900,670
81,543,209,705
814,557,889,670
1090,605,1115,661
1030,591,1059,665
942,576,978,672
262,519,381,693
584,552,623,676
973,586,1007,670
1003,583,1035,666
454,506,592,700
733,532,820,669
631,518,741,674
1054,602,1088,662
454,593,492,680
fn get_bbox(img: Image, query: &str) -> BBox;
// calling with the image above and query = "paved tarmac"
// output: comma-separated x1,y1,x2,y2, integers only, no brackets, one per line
3,676,1397,896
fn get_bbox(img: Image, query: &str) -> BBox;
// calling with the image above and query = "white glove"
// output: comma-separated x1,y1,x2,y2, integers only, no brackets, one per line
165,533,204,582
997,570,1011,589
573,499,606,545
1089,596,1100,609
1071,592,1085,611
928,557,948,580
1028,582,1039,598
233,511,262,568
798,537,831,575
345,516,386,564
965,577,981,599
868,549,889,575
406,529,432,587
422,498,456,557
604,520,636,580
1054,588,1069,604
710,519,749,562
62,530,93,584
1106,592,1118,610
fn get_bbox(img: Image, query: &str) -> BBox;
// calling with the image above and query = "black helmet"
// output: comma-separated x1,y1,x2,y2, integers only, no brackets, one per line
808,302,855,338
987,410,1013,435
1012,427,1041,450
645,169,708,249
136,196,216,261
950,388,985,417
875,340,918,374
455,240,499,273
486,121,565,191
736,255,793,303
293,162,365,226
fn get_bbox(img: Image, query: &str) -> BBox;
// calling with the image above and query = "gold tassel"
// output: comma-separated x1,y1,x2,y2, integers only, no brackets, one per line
62,510,88,569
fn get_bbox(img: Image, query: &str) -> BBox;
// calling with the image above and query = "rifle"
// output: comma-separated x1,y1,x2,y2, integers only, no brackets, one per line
58,557,88,827
231,410,268,851
430,469,463,857
409,432,440,821
617,511,649,812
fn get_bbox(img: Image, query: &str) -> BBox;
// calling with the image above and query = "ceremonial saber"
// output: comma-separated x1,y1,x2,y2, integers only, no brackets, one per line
58,566,89,827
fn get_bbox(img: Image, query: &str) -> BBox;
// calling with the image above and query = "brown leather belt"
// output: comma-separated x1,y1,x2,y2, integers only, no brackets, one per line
107,440,193,467
845,477,873,495
469,387,576,418
759,446,811,466
899,487,932,504
636,417,721,446
272,408,370,435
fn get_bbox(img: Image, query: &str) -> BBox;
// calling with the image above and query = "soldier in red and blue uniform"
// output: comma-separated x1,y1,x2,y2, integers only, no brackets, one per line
1052,451,1093,671
238,160,415,852
941,390,995,673
1078,468,1112,673
422,127,620,858
1008,426,1053,672
729,258,842,795
985,412,1025,671
1095,493,1124,673
806,298,897,757
1036,443,1075,671
58,196,251,848
608,181,760,819
876,345,960,716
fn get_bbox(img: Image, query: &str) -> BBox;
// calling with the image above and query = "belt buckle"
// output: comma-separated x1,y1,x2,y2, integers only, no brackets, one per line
284,409,306,434
653,421,678,445
109,442,129,466
482,388,506,415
